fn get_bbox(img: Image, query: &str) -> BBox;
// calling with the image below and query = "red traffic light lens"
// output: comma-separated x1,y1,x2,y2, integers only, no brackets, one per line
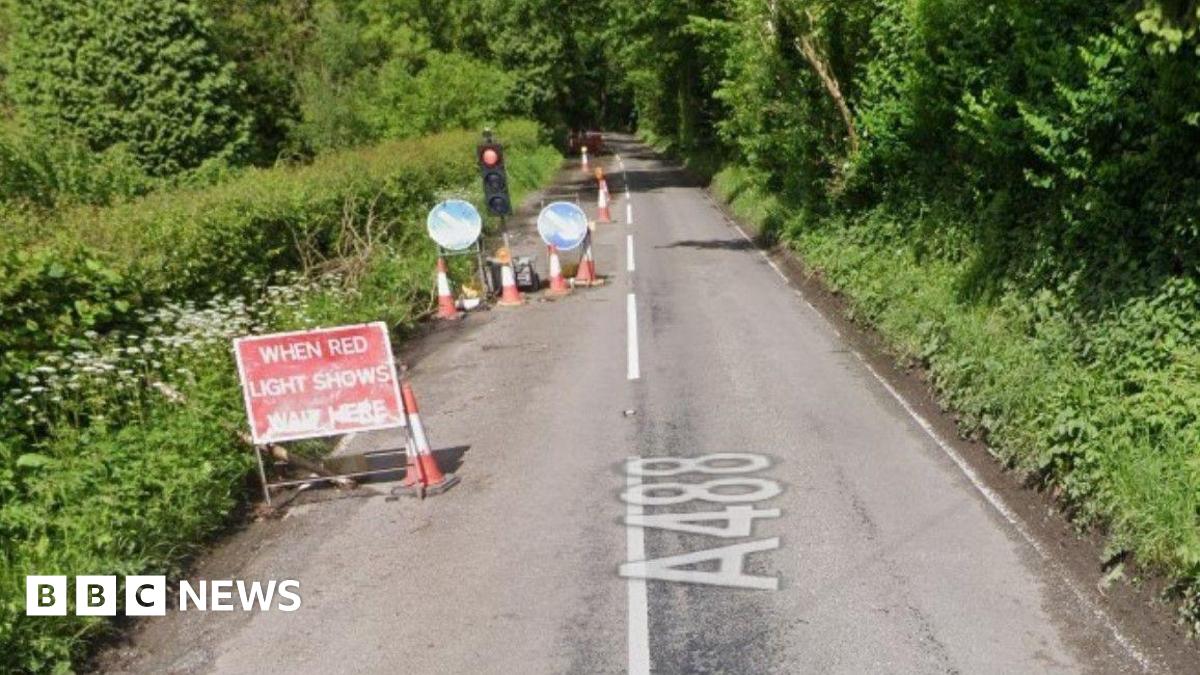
481,148,500,166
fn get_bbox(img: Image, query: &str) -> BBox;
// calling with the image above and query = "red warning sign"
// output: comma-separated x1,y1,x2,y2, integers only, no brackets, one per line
233,322,406,444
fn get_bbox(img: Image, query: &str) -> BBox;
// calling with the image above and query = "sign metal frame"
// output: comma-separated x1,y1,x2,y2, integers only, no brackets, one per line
233,321,415,506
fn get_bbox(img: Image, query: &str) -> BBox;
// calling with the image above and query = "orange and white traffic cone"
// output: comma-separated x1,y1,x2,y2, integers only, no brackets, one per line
546,245,571,296
498,258,524,306
435,257,460,320
394,381,459,498
574,231,601,286
596,183,613,223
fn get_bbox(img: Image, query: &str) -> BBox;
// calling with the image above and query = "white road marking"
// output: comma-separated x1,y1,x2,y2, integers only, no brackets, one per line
627,294,640,380
712,192,1154,670
627,235,636,272
626,467,651,675
730,222,790,285
853,354,1154,671
627,201,633,225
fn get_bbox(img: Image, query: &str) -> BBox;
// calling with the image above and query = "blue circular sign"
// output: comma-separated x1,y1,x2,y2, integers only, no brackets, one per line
427,200,483,251
537,202,589,251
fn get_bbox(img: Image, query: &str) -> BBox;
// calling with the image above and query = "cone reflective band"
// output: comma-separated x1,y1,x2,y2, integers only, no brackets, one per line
547,245,570,296
435,257,459,320
498,260,524,306
597,184,612,223
574,232,599,286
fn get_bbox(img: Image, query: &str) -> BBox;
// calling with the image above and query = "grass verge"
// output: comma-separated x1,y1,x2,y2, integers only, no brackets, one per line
712,164,1200,633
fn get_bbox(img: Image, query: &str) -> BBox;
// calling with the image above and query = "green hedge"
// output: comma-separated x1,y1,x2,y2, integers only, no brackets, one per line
1,120,557,389
0,119,561,672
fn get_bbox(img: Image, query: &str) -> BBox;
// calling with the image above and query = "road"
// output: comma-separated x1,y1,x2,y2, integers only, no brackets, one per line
107,135,1171,674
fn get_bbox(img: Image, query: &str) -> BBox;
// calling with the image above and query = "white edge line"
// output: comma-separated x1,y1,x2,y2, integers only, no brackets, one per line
627,466,650,675
719,195,1154,672
627,293,640,380
856,355,1153,671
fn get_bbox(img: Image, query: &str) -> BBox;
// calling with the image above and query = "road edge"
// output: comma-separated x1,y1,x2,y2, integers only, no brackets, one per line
646,149,1200,672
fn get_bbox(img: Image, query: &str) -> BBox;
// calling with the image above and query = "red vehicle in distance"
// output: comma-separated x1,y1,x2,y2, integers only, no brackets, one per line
567,129,604,155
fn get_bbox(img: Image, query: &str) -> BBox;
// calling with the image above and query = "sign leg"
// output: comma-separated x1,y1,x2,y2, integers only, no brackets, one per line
254,445,273,507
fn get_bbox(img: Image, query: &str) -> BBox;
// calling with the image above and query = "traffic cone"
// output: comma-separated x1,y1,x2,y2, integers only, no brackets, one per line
574,231,601,286
546,245,570,296
435,257,460,320
393,382,459,497
597,184,613,223
498,258,524,306
400,434,423,490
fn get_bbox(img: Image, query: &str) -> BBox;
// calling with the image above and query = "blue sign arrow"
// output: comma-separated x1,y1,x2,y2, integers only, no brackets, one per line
427,200,483,251
537,202,589,251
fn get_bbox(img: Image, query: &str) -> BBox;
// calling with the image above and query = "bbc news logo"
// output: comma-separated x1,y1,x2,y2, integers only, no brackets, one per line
26,576,301,616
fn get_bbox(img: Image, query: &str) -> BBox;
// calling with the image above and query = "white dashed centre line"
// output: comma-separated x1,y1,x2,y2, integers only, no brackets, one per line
627,293,640,380
627,234,635,272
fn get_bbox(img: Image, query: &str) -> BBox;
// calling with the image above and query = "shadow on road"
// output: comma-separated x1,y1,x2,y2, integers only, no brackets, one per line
431,444,470,475
660,238,754,251
621,167,706,191
331,444,471,485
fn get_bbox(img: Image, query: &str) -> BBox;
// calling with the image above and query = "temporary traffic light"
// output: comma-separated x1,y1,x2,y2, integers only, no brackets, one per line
478,139,512,216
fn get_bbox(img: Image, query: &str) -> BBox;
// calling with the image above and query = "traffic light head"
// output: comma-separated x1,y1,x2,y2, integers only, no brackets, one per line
478,141,511,216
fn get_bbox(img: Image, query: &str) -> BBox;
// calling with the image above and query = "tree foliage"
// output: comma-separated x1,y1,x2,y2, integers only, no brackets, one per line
9,0,250,176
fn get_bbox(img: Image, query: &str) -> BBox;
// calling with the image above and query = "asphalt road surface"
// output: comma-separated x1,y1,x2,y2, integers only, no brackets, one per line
107,135,1177,674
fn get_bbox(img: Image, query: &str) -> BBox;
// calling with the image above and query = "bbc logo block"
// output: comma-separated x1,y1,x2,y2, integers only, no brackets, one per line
26,576,167,616
26,576,300,615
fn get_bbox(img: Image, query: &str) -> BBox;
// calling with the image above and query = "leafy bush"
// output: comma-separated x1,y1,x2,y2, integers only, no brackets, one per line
4,121,550,351
9,0,251,176
366,51,517,139
0,130,156,208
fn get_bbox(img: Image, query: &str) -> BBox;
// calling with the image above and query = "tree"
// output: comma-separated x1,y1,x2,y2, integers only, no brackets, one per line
9,0,250,176
1137,0,1200,52
208,0,314,164
366,51,516,139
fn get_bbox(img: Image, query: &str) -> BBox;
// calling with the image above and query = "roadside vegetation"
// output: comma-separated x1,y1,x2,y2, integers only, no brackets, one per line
0,2,564,671
603,0,1200,633
4,0,1200,668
